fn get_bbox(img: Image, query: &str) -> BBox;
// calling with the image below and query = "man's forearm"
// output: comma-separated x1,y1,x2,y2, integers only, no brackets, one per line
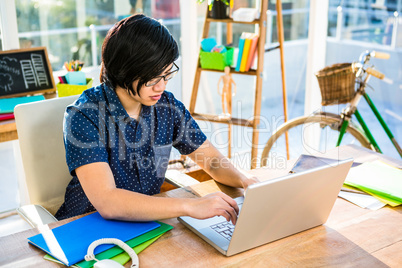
188,140,248,188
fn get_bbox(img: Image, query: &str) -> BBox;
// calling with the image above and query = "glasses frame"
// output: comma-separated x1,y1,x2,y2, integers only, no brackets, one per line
145,62,180,87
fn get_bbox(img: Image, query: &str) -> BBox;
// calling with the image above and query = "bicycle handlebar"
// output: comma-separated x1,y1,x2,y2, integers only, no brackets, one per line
371,51,390,60
359,50,390,64
366,67,385,80
354,50,390,80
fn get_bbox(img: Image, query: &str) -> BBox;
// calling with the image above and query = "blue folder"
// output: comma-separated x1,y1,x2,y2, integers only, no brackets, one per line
0,95,45,114
235,35,246,72
28,212,160,266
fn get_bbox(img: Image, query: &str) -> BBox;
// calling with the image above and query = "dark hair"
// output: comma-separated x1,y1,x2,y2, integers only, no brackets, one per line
100,14,179,95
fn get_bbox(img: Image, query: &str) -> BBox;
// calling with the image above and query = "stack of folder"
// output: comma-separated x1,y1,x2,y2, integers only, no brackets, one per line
0,95,45,122
290,155,402,209
28,212,173,267
235,32,259,72
344,160,402,207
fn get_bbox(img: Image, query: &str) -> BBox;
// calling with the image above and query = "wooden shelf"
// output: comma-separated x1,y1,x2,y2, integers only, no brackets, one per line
197,66,257,76
189,1,271,168
206,18,260,25
192,113,254,127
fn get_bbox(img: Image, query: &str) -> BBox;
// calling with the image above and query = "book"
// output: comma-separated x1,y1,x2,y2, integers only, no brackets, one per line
235,32,247,72
289,154,359,173
28,212,161,266
0,113,14,121
245,34,259,71
240,34,253,72
44,221,173,268
0,95,45,114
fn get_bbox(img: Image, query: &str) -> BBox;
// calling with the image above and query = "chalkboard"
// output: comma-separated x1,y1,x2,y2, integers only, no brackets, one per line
0,47,56,98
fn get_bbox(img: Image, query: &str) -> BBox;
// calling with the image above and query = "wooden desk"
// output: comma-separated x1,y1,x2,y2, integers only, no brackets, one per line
0,145,401,267
0,120,17,142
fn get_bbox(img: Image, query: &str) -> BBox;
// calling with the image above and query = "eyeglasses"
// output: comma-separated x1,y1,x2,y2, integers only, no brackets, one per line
145,63,180,87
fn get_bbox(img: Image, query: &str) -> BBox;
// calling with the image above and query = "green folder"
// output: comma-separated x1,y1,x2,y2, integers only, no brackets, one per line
44,221,172,267
344,161,402,205
105,235,162,266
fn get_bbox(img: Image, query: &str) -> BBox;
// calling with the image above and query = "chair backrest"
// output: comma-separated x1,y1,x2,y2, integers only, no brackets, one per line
15,95,78,215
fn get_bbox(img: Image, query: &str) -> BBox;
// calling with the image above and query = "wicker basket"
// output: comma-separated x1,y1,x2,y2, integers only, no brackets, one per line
315,63,356,106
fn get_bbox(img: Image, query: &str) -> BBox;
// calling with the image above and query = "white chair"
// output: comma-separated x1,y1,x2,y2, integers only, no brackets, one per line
15,95,79,227
14,95,198,228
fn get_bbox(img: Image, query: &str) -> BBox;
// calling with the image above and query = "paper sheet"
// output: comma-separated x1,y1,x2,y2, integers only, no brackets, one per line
338,190,386,210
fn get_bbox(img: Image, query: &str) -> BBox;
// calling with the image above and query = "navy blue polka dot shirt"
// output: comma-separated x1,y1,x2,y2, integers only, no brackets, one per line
55,84,207,220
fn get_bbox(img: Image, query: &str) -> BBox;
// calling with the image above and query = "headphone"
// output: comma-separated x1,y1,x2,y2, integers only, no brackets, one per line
85,238,139,268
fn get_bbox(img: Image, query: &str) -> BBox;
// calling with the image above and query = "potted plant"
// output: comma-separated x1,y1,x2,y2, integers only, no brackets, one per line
197,0,230,19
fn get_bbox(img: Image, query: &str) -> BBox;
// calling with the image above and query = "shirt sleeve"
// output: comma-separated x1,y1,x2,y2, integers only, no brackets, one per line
171,96,207,155
63,105,109,176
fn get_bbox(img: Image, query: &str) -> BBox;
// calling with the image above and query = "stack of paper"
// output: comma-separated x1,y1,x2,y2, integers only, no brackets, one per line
338,190,386,210
344,160,402,207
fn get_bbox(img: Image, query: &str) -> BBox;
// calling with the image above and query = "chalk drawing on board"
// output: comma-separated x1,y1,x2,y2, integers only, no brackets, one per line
0,73,13,92
20,60,38,89
31,54,49,87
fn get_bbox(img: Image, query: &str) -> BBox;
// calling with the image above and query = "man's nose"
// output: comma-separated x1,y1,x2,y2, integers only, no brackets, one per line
153,78,166,92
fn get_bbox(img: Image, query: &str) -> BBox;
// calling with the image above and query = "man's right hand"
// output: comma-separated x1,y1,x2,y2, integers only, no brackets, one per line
184,192,239,225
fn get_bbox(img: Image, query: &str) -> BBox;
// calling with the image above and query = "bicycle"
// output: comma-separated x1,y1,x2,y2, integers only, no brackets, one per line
261,50,402,166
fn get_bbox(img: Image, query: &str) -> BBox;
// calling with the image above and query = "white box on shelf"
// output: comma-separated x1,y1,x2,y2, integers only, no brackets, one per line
232,8,259,22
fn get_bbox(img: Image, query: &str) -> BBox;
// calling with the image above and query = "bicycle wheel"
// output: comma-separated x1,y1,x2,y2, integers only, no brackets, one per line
260,112,374,167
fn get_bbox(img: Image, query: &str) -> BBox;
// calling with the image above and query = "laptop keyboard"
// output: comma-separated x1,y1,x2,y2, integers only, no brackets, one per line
210,221,235,240
210,200,243,241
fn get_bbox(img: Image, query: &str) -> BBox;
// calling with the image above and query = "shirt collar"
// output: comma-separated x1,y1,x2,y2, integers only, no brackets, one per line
102,84,151,121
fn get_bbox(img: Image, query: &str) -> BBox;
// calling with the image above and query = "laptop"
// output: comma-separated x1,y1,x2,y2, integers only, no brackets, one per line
178,158,353,256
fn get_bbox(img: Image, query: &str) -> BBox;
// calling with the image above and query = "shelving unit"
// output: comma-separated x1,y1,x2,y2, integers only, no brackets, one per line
189,1,288,169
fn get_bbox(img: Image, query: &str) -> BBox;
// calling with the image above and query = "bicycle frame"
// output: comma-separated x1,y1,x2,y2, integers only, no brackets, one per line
336,52,402,158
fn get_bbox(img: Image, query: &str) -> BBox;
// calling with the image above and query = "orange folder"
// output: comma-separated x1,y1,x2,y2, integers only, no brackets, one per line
245,34,259,71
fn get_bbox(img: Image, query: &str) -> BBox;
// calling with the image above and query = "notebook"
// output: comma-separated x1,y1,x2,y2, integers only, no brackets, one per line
28,212,160,266
179,159,353,256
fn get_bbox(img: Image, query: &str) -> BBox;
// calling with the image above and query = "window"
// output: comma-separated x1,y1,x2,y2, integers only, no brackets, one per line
15,0,182,72
326,0,402,159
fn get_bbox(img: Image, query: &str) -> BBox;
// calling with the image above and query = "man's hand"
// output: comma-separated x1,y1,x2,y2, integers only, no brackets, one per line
184,192,239,225
241,176,260,190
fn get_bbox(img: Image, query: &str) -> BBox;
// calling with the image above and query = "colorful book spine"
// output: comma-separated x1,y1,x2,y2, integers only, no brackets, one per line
0,113,14,121
245,34,259,72
235,33,247,72
240,34,252,72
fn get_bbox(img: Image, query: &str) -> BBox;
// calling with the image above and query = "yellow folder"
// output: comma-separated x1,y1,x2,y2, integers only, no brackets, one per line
239,33,254,72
